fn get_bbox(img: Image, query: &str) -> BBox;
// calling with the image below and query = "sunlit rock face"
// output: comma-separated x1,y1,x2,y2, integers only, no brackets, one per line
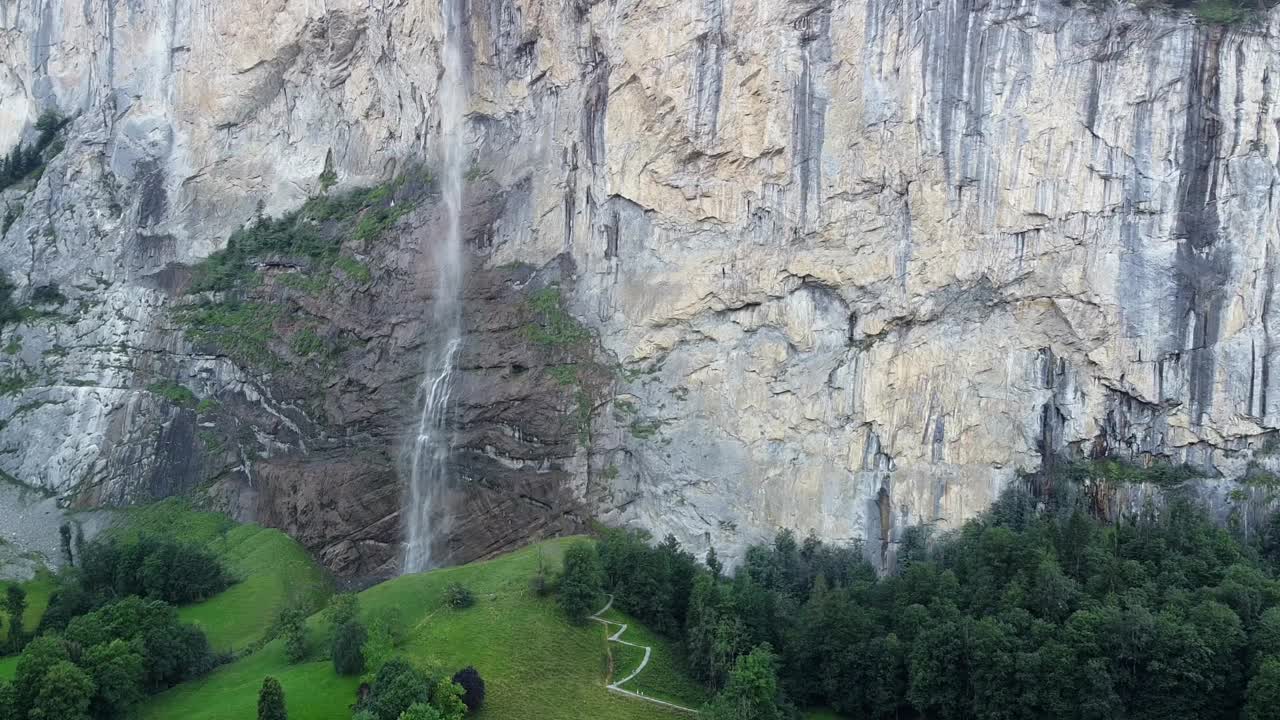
2,0,1279,574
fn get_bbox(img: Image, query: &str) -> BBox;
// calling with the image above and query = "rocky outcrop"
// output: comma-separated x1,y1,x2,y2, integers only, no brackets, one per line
2,0,1280,574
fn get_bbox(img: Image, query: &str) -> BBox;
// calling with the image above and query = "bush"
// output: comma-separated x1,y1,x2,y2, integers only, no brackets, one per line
557,541,603,624
444,583,474,610
5,584,27,652
451,666,486,712
359,657,432,720
334,620,368,676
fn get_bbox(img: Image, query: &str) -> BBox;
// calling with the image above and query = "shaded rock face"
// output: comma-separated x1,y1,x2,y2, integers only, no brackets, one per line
2,0,1280,574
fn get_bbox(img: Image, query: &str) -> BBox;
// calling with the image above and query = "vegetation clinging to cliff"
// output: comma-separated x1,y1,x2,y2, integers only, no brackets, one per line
0,110,67,196
176,171,427,373
188,177,419,294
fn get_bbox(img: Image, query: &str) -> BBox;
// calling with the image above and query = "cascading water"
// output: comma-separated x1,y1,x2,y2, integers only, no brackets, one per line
404,0,468,574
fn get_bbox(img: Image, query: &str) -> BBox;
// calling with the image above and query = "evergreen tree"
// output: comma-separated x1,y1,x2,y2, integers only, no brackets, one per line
333,620,368,676
257,676,287,720
706,547,723,579
6,583,26,650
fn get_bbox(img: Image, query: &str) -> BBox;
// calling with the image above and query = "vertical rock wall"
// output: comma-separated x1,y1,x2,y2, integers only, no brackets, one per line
0,0,1278,572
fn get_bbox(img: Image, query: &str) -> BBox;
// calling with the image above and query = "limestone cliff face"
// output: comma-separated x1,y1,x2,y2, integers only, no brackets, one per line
2,0,1280,574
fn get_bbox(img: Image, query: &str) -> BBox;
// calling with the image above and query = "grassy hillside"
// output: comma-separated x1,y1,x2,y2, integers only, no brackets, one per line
597,606,710,708
0,570,55,680
110,500,333,652
139,538,693,720
1,499,330,684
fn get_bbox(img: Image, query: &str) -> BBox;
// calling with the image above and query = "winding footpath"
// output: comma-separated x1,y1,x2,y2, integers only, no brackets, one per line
590,595,700,714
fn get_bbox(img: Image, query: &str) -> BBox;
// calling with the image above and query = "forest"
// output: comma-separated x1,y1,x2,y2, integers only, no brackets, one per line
570,475,1280,720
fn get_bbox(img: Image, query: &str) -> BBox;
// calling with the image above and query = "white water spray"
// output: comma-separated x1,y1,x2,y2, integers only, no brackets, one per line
404,0,468,574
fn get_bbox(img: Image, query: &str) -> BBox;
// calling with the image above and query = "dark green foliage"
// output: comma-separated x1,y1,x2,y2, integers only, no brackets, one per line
444,583,475,610
324,593,360,629
64,597,214,690
174,301,280,368
146,380,199,408
9,597,206,720
0,679,15,719
451,666,485,712
1060,457,1198,487
187,182,410,295
60,524,74,565
1247,656,1280,720
6,583,27,650
358,657,432,720
1194,0,1250,23
705,547,722,579
277,607,309,664
597,529,699,634
12,635,70,714
257,676,287,720
557,540,603,624
77,535,231,605
530,548,552,597
29,284,65,306
0,271,19,325
430,679,467,720
333,620,367,676
598,483,1280,720
83,639,145,719
175,180,416,372
524,285,590,349
703,644,786,720
29,659,94,720
397,705,443,720
0,110,67,194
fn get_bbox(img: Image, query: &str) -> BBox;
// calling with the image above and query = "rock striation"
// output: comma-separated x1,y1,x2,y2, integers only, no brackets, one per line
2,0,1280,573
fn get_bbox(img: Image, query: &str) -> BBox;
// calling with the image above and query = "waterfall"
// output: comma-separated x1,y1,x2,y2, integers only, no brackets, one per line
404,0,468,574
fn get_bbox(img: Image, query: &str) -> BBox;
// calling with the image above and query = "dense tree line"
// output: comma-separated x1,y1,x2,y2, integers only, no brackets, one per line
0,597,215,720
0,533,227,719
594,484,1280,719
38,535,231,635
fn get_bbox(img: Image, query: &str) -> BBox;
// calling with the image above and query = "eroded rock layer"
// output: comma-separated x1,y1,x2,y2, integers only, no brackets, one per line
2,0,1280,573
